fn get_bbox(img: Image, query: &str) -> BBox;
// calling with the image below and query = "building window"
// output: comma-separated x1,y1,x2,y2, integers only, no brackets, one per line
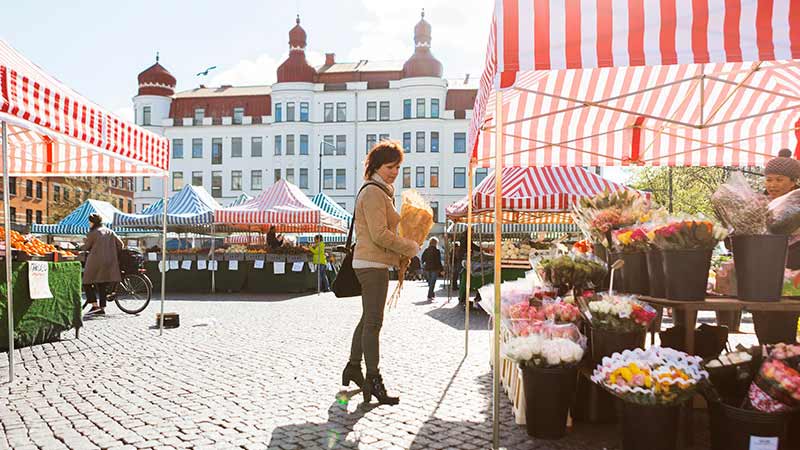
274,135,282,155
416,132,425,152
142,106,151,126
251,137,263,157
127,200,132,213
475,168,489,186
300,102,309,122
36,210,43,224
403,99,412,119
212,138,223,165
416,98,425,118
233,107,244,125
25,209,32,225
8,177,15,196
336,102,346,122
251,170,262,190
142,177,151,191
8,207,15,224
430,167,439,188
141,203,150,213
335,169,346,190
402,167,411,188
286,102,295,122
192,171,203,187
189,138,203,158
211,171,222,198
53,185,60,202
367,102,377,121
35,181,42,199
431,132,439,153
454,132,466,153
299,135,309,155
118,198,124,210
379,133,389,142
431,99,440,118
286,135,295,155
172,172,184,191
231,170,242,191
299,168,309,189
366,134,377,153
431,201,439,223
25,179,32,197
335,135,346,156
379,101,390,121
63,188,69,201
324,103,334,122
275,103,282,122
286,168,295,184
323,169,333,190
173,139,183,159
454,167,466,188
274,168,281,183
323,136,334,155
193,108,205,126
231,137,242,158
416,167,425,188
403,132,411,153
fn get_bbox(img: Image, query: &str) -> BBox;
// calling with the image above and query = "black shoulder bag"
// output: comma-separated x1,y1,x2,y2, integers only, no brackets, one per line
332,182,392,298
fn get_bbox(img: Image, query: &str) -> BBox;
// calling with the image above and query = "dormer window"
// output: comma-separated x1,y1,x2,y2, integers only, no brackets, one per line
193,108,205,126
233,107,244,125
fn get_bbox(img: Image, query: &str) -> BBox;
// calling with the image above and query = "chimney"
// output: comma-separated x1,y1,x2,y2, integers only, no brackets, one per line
325,53,335,66
199,84,206,89
464,73,470,84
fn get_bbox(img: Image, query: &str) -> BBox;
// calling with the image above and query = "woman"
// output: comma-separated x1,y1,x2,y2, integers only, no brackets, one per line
267,225,283,250
83,213,123,315
753,148,800,344
342,141,419,405
422,237,443,301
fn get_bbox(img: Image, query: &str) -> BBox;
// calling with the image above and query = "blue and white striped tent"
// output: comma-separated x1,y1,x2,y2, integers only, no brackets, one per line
225,193,253,208
30,199,145,236
310,193,352,225
114,185,221,228
141,199,163,214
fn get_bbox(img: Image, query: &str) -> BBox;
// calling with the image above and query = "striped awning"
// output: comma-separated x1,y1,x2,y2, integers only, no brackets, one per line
470,0,800,168
30,199,147,235
446,166,647,222
113,185,220,228
0,40,169,176
452,222,580,235
225,193,253,208
215,180,347,233
311,192,352,225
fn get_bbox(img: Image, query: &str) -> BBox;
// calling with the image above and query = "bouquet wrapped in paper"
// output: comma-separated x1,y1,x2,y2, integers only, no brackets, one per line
572,190,653,248
711,171,769,235
503,322,587,368
747,343,800,412
387,189,434,308
588,294,657,333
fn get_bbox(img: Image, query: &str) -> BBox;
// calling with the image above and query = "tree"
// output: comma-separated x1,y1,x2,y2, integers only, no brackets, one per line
629,167,764,217
48,177,118,222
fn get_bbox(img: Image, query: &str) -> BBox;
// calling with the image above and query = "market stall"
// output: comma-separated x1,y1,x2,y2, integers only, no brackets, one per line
31,199,147,236
468,1,800,448
0,39,170,381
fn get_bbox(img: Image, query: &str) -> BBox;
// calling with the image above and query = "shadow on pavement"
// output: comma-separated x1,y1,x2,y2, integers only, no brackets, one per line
423,301,489,331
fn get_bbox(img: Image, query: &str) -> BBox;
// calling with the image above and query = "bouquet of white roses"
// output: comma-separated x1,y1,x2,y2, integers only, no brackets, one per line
588,294,656,333
503,323,586,368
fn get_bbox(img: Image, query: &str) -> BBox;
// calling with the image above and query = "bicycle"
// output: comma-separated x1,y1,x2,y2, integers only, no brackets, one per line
82,249,153,315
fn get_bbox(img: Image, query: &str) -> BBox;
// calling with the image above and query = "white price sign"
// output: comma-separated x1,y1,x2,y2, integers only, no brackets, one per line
28,261,53,300
750,437,779,450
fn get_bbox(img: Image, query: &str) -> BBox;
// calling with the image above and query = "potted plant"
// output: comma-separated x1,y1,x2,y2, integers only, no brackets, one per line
503,323,586,439
587,294,656,363
592,346,708,450
650,218,728,301
611,227,651,295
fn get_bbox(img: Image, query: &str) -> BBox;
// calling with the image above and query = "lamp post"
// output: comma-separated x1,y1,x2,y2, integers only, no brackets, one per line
318,139,338,193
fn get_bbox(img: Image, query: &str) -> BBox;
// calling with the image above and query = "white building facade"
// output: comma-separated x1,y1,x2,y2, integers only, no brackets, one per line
132,14,483,229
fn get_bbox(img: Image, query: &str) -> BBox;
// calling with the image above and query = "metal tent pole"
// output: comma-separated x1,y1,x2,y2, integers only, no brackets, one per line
2,121,14,382
159,176,167,335
492,90,504,450
210,224,216,293
465,166,474,355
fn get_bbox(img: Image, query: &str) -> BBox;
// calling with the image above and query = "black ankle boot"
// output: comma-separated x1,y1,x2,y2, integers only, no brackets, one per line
341,363,365,388
363,373,399,405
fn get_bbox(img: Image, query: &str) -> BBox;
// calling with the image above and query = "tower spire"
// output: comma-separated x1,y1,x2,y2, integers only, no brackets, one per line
156,51,160,63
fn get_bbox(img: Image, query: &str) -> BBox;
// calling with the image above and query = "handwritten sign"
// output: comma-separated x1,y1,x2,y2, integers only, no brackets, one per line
292,262,304,272
750,437,779,450
209,260,218,271
229,260,238,271
158,260,169,272
274,262,286,274
181,260,192,270
169,260,179,270
197,259,207,270
28,262,53,299
254,259,265,269
148,252,157,261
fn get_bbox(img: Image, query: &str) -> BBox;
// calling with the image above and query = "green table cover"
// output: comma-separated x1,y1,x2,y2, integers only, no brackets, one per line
0,261,82,350
145,262,212,293
459,268,528,302
145,260,317,294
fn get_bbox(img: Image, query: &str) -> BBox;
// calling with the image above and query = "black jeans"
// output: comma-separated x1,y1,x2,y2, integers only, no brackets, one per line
84,283,111,308
349,268,389,375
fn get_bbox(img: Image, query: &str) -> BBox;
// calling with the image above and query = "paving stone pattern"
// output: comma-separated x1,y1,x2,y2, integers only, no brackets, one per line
0,281,746,449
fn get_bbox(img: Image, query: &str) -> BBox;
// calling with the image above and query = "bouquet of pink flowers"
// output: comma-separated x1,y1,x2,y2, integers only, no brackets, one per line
747,343,800,412
650,218,728,251
573,190,652,248
612,226,651,253
588,294,657,332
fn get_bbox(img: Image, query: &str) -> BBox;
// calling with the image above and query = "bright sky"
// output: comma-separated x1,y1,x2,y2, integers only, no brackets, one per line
5,0,494,122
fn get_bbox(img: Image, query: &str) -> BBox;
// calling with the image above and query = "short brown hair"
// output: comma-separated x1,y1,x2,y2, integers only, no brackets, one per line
364,140,404,179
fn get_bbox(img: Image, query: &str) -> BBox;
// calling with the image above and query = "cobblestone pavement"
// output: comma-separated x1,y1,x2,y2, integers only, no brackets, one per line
0,280,756,450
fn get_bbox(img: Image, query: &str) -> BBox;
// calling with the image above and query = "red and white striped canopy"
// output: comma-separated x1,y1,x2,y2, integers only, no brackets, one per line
470,0,800,168
214,180,347,233
0,40,169,176
446,166,646,223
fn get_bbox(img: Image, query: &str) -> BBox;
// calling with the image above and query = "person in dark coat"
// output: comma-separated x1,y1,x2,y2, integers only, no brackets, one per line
267,225,283,250
83,213,123,315
422,238,444,301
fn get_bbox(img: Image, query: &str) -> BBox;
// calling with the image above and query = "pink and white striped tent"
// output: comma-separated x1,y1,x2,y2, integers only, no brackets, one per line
0,40,169,175
445,166,647,223
214,180,347,233
470,0,800,168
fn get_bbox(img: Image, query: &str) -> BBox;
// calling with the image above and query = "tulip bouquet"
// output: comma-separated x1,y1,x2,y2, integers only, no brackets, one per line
747,343,800,413
649,218,728,251
588,294,657,333
503,323,586,368
573,190,652,248
612,226,651,253
591,346,708,405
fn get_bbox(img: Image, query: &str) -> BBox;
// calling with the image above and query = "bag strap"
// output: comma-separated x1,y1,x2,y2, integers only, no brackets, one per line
345,181,392,251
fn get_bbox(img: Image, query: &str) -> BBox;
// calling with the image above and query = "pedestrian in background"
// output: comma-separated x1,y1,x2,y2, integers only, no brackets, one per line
82,213,123,316
422,237,443,301
310,234,330,292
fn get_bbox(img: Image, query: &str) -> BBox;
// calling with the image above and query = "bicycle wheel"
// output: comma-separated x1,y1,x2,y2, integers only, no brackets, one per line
115,273,152,315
